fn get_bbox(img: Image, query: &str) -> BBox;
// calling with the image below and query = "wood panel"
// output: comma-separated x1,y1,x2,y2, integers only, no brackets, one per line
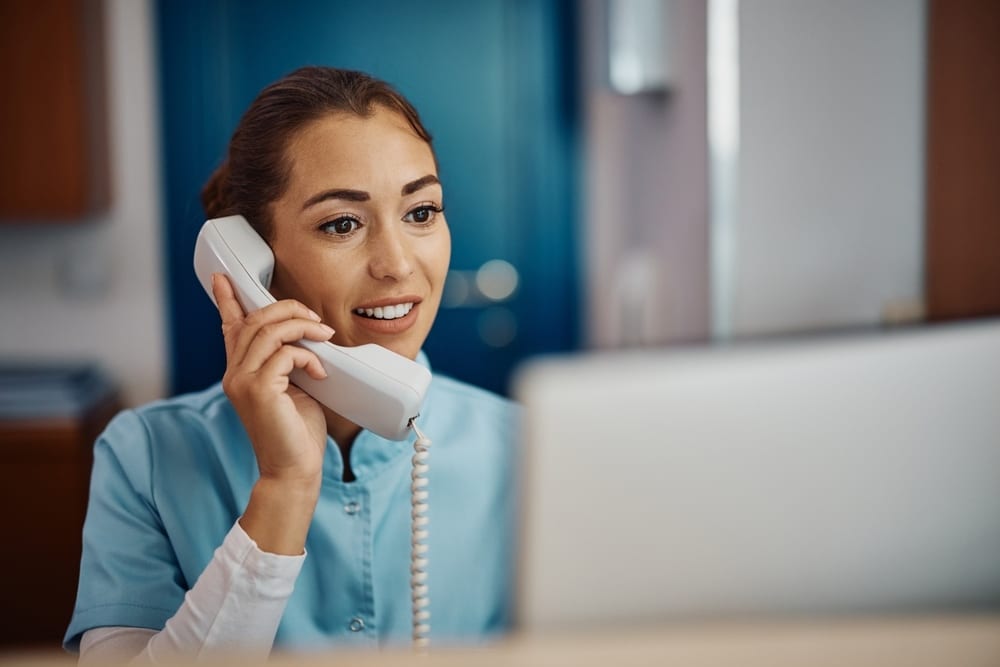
0,0,108,219
925,0,1000,320
0,395,119,649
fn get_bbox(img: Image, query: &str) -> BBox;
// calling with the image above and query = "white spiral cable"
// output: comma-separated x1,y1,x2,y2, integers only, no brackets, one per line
409,419,431,649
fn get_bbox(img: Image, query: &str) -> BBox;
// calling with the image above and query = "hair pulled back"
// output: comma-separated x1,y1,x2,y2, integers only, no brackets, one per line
201,66,433,239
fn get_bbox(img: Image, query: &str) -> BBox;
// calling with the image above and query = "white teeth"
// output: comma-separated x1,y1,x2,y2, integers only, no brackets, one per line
354,302,414,320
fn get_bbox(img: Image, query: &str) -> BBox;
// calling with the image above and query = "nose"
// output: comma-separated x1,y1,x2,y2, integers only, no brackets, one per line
367,223,415,281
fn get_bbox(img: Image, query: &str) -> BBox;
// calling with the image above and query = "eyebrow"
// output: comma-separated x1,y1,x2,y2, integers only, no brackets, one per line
301,174,441,211
401,174,440,196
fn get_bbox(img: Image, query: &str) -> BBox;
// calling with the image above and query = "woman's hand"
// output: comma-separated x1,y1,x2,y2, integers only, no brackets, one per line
211,273,334,553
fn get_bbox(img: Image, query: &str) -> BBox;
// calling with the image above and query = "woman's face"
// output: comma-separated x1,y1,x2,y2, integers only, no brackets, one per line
268,108,450,361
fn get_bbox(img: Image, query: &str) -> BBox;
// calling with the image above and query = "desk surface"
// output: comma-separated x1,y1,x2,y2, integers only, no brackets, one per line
4,615,1000,666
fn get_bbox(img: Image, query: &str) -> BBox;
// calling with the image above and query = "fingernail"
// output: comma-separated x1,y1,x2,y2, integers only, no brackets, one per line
321,324,335,337
308,309,322,321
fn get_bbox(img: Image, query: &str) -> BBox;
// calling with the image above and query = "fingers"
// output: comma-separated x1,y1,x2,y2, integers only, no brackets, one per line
258,345,328,384
211,272,328,364
211,272,322,332
212,272,333,403
211,273,246,327
239,318,335,373
231,305,329,367
225,345,327,407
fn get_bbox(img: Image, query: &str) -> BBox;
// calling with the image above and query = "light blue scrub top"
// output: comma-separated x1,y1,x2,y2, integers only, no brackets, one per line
64,355,519,651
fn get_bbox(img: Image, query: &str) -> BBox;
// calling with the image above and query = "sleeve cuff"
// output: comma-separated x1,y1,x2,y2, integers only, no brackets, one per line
223,519,307,593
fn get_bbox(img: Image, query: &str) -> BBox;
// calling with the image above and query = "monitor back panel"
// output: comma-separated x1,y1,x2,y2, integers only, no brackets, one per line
513,321,1000,632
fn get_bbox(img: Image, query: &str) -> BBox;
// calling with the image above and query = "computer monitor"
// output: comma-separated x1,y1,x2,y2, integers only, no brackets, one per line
512,319,1000,632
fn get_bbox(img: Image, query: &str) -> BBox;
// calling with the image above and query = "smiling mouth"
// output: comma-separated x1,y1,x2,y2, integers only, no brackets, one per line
354,302,415,320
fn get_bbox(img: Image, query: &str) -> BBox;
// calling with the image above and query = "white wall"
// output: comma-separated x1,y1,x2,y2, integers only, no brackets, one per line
582,0,927,347
0,0,167,406
582,0,711,348
730,0,926,336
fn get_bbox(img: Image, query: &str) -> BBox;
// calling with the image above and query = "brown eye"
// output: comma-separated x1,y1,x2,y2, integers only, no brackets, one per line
403,205,442,225
320,216,361,236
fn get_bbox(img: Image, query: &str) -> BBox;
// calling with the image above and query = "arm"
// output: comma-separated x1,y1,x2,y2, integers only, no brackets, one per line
69,275,334,657
212,272,333,555
79,521,304,664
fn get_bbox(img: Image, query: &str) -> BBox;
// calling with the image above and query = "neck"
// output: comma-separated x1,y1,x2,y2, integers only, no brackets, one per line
323,407,362,482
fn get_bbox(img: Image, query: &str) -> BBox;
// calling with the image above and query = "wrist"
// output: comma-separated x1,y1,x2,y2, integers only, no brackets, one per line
255,470,323,497
241,477,321,555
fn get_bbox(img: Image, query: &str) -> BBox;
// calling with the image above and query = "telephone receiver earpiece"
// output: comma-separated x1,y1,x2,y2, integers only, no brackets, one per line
193,215,431,441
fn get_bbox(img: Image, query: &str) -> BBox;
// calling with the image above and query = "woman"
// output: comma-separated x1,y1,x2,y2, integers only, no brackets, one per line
65,67,518,662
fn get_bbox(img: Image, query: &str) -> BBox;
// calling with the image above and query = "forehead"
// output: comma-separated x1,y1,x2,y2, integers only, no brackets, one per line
283,108,437,193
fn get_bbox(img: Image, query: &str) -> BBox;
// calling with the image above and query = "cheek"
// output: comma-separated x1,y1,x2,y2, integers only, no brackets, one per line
276,245,357,314
426,226,452,287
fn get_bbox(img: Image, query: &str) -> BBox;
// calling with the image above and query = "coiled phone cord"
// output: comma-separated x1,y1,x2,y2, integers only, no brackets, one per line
409,419,431,649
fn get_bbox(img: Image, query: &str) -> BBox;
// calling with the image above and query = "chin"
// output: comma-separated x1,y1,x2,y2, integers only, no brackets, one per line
360,336,418,360
392,343,421,361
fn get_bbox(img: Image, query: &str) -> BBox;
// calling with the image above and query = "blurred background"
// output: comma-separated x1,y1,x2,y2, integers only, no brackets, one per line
0,0,998,652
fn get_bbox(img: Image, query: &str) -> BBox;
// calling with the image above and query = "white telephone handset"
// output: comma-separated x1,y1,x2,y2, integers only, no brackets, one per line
193,215,432,441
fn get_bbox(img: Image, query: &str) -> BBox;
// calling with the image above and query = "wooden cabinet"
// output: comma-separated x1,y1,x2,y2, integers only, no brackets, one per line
0,0,109,220
925,0,1000,320
0,393,119,649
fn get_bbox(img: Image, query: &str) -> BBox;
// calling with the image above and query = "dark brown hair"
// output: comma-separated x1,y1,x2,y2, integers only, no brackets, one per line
201,66,434,239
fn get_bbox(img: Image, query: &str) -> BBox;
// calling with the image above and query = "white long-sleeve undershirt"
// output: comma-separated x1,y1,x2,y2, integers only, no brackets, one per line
78,521,305,664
